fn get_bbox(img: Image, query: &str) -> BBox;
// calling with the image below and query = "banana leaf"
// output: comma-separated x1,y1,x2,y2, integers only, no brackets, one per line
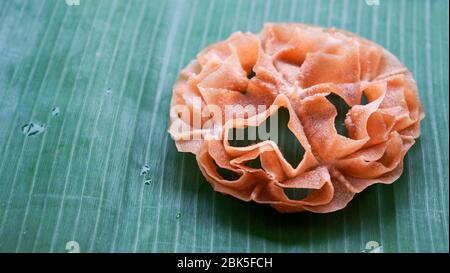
0,0,448,253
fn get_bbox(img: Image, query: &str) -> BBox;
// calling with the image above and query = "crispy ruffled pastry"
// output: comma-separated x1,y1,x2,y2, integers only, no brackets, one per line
168,23,424,213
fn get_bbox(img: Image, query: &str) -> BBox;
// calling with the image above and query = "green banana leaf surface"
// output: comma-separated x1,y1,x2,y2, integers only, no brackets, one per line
0,0,448,253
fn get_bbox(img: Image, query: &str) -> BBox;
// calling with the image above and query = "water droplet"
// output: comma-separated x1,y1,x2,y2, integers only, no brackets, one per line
176,213,181,219
141,165,152,185
21,123,45,136
140,164,150,176
51,107,60,116
106,87,112,95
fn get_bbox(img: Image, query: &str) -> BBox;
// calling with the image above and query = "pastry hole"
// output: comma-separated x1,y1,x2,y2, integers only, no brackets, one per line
247,69,256,79
215,162,241,181
227,108,305,168
228,126,262,147
283,188,313,201
360,93,369,105
244,157,262,169
327,93,350,137
227,113,273,147
275,108,305,168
